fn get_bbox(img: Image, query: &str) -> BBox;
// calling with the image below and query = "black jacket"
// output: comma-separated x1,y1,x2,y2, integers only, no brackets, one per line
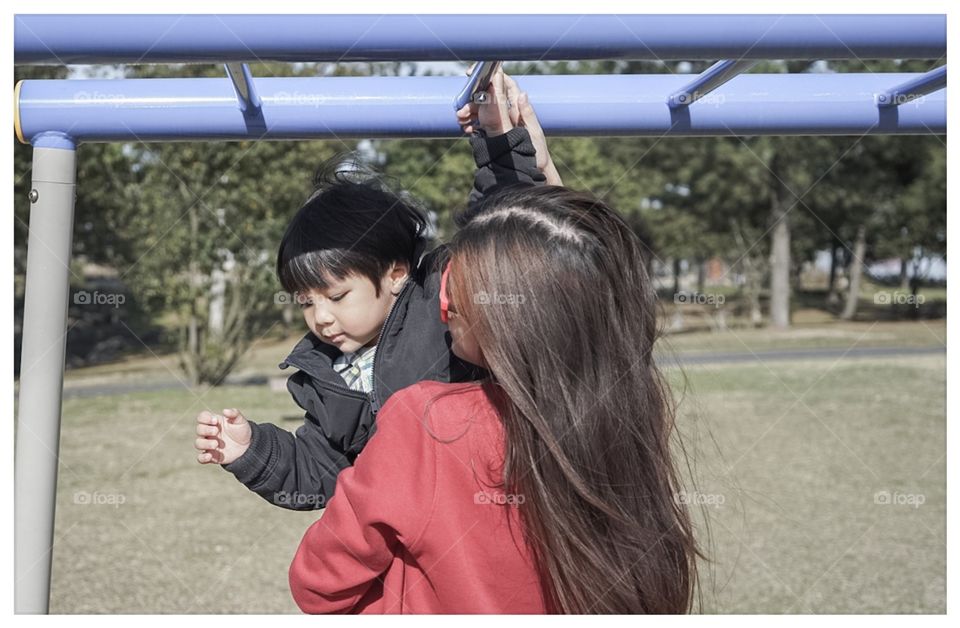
222,127,546,509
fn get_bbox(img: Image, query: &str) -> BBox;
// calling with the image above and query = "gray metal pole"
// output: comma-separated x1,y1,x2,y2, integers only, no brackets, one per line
15,135,77,614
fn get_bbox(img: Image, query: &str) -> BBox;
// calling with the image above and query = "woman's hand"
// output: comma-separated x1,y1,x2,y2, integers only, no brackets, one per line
512,88,563,186
456,64,517,137
456,66,563,186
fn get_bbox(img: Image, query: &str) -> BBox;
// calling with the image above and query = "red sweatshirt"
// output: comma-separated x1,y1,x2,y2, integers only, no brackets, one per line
288,380,548,614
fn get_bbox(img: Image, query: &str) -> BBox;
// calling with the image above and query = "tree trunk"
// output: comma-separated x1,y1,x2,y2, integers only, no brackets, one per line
826,242,841,305
768,154,792,329
696,257,706,294
282,302,295,329
186,306,199,385
672,258,681,296
182,198,201,386
209,266,226,338
769,219,791,328
899,256,911,292
731,220,765,327
749,285,763,327
841,224,867,320
908,253,926,321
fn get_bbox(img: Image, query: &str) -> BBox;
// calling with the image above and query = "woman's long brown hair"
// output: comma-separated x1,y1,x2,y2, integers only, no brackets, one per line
447,185,702,613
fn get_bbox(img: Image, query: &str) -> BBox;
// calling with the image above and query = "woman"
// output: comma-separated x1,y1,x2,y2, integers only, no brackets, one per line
289,185,701,614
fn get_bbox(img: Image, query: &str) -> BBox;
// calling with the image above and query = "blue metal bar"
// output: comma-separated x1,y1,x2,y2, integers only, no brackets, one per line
14,15,946,65
668,59,758,108
15,74,946,142
224,63,261,113
876,65,947,107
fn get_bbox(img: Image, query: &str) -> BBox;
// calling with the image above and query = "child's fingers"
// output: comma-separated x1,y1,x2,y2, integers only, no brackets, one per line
197,410,218,426
196,423,218,437
222,408,244,423
197,450,223,464
195,437,219,451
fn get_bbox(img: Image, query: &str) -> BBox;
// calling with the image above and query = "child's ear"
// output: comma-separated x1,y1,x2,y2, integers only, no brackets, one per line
388,261,410,295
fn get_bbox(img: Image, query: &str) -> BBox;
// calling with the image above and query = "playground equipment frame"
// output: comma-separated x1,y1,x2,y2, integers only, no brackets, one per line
12,13,947,613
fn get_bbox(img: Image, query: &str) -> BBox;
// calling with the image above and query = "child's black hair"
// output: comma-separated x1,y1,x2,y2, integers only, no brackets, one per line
277,154,431,298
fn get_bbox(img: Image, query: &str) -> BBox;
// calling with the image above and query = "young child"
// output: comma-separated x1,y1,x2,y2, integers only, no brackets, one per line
288,185,700,613
194,68,560,510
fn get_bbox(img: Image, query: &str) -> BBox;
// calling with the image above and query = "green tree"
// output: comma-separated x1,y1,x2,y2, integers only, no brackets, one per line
113,63,346,384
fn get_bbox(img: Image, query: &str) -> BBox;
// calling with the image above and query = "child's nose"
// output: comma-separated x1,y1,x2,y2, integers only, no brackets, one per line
313,305,336,326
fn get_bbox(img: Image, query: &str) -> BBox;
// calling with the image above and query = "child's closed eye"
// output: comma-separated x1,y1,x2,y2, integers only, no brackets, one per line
295,291,347,307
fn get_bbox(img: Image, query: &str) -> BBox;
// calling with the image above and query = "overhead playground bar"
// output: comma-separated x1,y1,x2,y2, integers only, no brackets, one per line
14,15,947,64
13,13,947,614
14,72,948,142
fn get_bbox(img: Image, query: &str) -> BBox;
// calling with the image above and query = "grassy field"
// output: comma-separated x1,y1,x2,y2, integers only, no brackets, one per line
661,318,945,356
54,319,946,390
678,354,945,613
41,322,945,613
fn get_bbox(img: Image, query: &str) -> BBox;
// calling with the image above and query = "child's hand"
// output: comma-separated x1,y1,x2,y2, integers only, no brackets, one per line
195,408,252,465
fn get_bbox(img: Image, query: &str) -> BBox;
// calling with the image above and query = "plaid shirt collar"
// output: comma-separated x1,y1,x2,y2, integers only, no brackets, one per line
332,344,377,393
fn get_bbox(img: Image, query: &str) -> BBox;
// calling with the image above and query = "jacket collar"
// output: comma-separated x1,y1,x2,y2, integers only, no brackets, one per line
279,331,342,381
